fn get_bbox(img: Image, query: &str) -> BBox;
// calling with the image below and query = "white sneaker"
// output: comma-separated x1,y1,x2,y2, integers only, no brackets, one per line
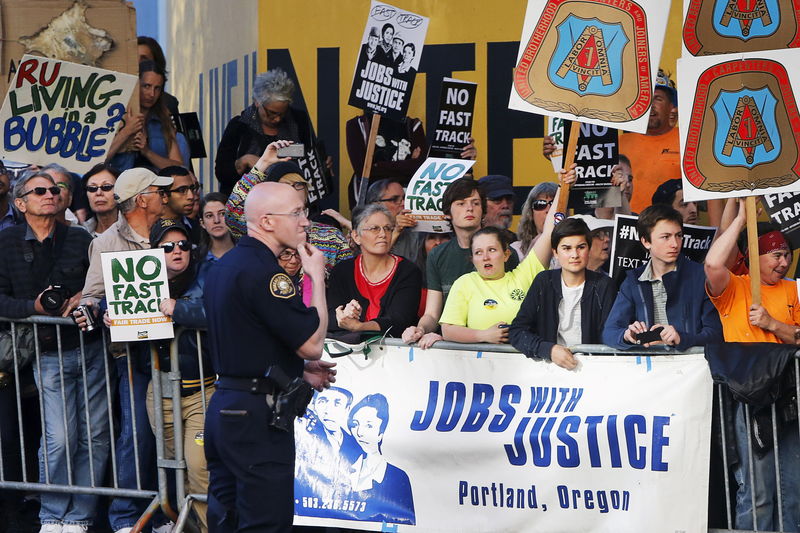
38,525,62,533
114,528,133,533
61,526,88,533
152,521,175,533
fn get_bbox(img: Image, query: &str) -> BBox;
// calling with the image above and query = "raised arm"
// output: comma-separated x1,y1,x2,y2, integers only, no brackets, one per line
705,199,745,297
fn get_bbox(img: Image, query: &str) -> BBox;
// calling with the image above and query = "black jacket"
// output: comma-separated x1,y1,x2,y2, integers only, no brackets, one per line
326,257,421,339
509,269,616,360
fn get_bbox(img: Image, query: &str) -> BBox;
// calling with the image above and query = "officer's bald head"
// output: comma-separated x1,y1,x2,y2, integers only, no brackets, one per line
245,182,308,249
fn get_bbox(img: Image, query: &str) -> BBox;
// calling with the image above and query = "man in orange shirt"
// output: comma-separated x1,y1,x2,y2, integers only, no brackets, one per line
705,198,800,531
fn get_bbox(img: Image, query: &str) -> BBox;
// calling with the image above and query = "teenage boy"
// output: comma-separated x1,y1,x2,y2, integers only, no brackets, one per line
509,218,616,369
603,203,722,350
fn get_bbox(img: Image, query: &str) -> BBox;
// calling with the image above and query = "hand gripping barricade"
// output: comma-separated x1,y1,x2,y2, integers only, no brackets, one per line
2,315,800,533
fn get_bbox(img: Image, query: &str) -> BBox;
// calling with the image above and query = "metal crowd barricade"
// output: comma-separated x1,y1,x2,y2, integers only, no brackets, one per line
3,317,799,533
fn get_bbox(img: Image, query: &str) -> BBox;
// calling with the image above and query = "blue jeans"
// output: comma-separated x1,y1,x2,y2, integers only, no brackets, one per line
108,353,158,531
734,402,800,531
33,340,110,526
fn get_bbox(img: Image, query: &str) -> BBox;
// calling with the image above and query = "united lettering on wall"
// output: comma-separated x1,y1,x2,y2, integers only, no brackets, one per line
509,0,670,133
683,0,800,55
682,56,800,196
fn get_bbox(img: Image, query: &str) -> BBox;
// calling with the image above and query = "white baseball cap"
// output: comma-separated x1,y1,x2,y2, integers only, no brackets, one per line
114,168,174,203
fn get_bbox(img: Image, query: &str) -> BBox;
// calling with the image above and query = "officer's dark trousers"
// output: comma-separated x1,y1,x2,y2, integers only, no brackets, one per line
205,388,295,533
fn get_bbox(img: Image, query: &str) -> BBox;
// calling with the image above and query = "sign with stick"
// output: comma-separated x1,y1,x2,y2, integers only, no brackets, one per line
428,78,477,159
562,121,619,210
101,249,173,342
405,157,476,233
679,48,800,202
0,54,137,173
683,0,800,57
348,1,429,121
509,0,671,134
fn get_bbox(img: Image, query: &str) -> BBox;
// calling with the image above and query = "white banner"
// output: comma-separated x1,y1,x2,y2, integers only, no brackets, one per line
101,249,173,342
0,54,137,173
294,344,713,532
404,157,476,233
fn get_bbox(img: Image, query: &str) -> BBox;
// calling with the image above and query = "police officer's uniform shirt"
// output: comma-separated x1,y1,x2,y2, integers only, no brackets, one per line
203,235,319,379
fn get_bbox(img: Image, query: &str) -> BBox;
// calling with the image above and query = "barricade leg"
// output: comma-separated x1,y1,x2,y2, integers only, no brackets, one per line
109,353,158,531
777,423,800,531
182,386,214,532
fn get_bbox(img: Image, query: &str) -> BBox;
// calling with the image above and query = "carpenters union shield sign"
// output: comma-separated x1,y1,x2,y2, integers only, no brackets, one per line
683,0,800,55
549,16,628,97
683,59,800,193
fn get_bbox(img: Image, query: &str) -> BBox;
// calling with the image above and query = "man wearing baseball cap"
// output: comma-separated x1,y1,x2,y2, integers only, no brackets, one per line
651,178,698,225
478,175,515,232
77,167,173,533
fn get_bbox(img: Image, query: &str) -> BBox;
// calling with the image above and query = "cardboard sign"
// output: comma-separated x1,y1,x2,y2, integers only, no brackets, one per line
559,121,620,210
0,55,137,173
763,191,800,249
405,157,476,233
101,249,174,343
679,49,800,202
683,0,800,57
547,115,565,172
428,78,477,159
348,1,429,120
609,214,715,286
298,144,332,204
509,0,671,134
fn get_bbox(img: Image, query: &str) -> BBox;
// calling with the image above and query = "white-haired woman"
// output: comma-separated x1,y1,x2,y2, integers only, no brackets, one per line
511,182,559,259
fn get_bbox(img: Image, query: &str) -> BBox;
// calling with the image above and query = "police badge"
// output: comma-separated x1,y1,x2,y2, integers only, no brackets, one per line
683,58,800,194
513,0,654,126
684,0,800,56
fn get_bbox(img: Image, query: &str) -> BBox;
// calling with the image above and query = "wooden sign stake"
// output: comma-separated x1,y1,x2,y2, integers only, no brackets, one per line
554,119,582,220
355,114,382,206
745,195,761,306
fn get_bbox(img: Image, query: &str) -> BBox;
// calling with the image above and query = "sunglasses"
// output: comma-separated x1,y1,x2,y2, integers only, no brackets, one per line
159,240,191,253
532,199,553,211
86,184,115,193
20,186,61,198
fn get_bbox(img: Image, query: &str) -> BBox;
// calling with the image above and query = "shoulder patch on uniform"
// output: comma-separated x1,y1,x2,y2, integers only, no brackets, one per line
270,273,296,299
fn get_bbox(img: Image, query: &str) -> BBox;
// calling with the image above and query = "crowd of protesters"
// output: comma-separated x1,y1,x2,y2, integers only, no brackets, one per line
0,36,797,533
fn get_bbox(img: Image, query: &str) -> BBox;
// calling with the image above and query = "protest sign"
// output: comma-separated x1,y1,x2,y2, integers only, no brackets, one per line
298,143,332,204
609,214,715,285
0,54,137,173
428,78,477,159
683,0,800,57
348,1,429,120
679,48,800,202
763,191,800,249
563,121,619,210
294,343,712,532
405,157,476,233
509,0,671,134
101,249,173,343
547,116,565,172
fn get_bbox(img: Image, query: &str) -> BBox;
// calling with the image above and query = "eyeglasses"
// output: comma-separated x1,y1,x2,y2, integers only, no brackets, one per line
266,208,309,219
379,195,404,205
139,189,167,197
20,186,61,198
86,184,115,193
168,184,200,195
278,250,300,261
361,224,395,235
532,199,553,211
282,181,307,191
260,104,286,120
159,240,191,253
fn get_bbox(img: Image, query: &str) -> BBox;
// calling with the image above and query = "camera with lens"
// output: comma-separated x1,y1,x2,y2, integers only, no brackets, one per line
40,285,72,314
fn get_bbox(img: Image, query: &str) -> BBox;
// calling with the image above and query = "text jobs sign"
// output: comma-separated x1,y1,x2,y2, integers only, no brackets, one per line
609,214,716,286
428,78,477,158
293,344,713,532
348,1,429,120
404,157,476,233
0,55,137,173
509,0,671,134
101,249,173,342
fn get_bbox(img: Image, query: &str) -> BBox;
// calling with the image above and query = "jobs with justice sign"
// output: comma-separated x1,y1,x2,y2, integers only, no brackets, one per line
509,0,671,133
348,1,429,120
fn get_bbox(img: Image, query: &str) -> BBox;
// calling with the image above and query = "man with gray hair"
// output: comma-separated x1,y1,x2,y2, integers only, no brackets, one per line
38,163,86,226
77,167,172,533
215,68,320,196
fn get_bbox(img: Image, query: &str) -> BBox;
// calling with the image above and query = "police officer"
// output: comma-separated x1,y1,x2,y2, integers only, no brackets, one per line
204,181,335,532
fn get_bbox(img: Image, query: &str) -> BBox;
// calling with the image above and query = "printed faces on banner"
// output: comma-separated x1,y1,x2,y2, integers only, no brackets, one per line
0,55,137,174
348,1,429,120
509,0,671,134
405,158,476,233
683,0,800,56
428,78,477,159
100,249,174,343
679,48,800,202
